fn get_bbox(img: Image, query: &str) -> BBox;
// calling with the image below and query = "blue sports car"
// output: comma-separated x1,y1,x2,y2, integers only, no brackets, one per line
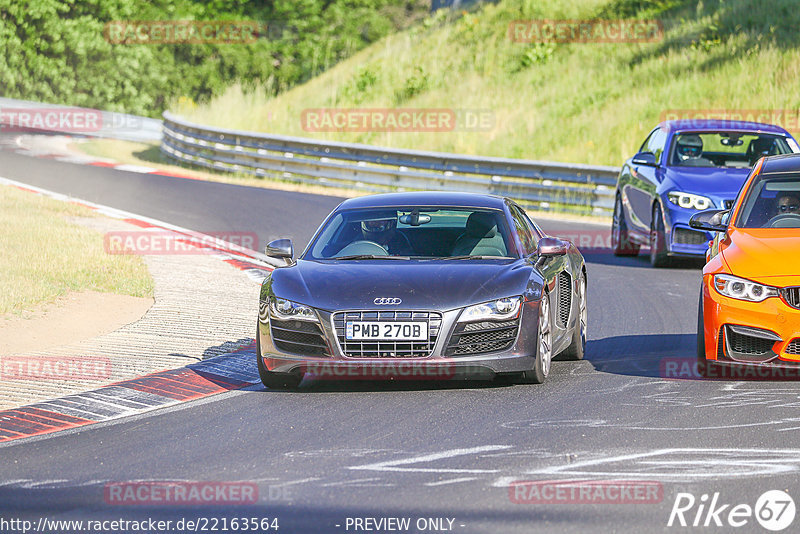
611,119,799,267
256,192,587,389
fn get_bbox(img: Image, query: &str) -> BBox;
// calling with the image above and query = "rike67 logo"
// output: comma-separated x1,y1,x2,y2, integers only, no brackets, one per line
668,490,795,531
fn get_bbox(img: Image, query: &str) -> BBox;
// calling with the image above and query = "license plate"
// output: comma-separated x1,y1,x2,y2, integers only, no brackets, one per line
346,321,428,341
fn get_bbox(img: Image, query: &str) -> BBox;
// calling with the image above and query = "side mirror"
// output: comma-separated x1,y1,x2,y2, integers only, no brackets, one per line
536,237,569,258
265,238,293,259
689,210,729,233
632,152,658,166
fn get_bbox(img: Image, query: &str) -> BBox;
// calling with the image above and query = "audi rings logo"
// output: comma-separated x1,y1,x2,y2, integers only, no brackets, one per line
374,297,402,305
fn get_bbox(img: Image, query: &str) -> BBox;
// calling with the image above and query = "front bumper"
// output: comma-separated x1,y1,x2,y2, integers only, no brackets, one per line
702,276,800,364
664,204,713,257
258,301,541,378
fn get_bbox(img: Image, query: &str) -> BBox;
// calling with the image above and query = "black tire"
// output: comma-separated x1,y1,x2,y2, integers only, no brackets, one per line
696,288,715,378
649,203,672,268
520,292,552,384
256,326,303,390
561,273,587,361
612,195,640,256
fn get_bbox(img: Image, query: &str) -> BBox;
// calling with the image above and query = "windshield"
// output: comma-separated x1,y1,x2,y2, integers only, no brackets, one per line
305,207,514,259
669,133,792,168
735,175,800,228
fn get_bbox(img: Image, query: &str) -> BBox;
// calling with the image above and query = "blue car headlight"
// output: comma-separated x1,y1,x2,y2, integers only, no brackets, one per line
460,297,522,322
668,191,712,211
270,297,319,322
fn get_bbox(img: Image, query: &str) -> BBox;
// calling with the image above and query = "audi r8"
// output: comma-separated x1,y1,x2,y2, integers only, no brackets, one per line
256,192,587,388
692,154,800,375
612,119,799,267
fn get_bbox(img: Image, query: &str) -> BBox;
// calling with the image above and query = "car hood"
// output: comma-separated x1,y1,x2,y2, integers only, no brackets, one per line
268,259,537,311
665,166,750,199
721,229,800,283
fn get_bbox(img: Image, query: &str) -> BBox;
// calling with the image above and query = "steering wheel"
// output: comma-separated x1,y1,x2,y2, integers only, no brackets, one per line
766,213,800,228
394,231,414,253
335,240,388,256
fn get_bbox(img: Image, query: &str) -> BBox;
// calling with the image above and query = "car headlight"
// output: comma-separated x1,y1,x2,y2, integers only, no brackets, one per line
713,274,779,302
460,297,522,322
668,192,712,211
270,297,318,321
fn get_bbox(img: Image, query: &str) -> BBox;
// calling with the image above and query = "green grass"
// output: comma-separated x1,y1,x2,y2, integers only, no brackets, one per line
176,0,800,166
0,186,154,315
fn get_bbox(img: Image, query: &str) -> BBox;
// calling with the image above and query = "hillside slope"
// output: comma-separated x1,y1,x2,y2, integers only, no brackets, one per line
178,0,800,165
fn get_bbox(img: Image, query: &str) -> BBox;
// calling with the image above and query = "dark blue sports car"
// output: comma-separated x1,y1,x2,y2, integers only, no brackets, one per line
257,192,587,388
612,119,799,266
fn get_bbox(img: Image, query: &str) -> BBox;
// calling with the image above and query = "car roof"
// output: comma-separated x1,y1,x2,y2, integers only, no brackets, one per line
659,119,790,136
337,191,509,210
761,153,800,175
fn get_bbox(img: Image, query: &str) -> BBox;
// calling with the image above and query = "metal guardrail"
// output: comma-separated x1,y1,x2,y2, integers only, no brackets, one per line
161,112,620,216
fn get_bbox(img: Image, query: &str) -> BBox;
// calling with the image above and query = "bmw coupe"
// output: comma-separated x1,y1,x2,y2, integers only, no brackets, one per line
612,119,798,267
693,154,800,376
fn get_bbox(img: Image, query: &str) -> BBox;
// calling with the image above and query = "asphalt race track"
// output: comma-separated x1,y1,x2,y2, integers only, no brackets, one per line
3,141,800,533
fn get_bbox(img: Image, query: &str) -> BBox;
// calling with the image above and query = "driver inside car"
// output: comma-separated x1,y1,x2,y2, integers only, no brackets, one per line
360,211,414,255
675,134,714,166
775,193,800,217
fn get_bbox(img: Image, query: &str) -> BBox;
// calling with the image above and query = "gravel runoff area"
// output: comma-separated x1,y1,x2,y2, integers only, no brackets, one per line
0,213,261,410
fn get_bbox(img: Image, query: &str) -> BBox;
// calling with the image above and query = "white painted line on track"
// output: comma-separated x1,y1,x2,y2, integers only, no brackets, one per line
349,445,512,474
424,477,478,487
112,164,158,173
272,477,321,488
0,174,283,269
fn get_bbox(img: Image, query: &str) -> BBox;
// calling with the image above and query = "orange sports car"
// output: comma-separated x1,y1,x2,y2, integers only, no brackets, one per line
691,154,800,377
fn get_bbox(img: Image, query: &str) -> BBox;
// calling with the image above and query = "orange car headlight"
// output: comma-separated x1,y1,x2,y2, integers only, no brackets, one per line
713,274,780,302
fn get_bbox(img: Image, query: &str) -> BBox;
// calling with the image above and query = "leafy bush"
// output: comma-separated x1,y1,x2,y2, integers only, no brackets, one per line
0,0,429,116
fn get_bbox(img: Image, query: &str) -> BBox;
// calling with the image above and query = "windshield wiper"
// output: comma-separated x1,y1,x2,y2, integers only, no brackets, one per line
436,255,510,260
332,254,410,260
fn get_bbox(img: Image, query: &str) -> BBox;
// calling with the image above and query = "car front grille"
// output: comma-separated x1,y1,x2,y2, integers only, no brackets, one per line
724,326,776,362
557,271,572,328
446,319,520,356
271,319,330,356
673,227,708,245
728,329,774,355
332,311,442,358
786,339,800,355
782,287,800,310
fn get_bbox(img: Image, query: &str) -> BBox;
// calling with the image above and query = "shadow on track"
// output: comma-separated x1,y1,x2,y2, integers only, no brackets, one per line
585,333,697,378
265,375,518,394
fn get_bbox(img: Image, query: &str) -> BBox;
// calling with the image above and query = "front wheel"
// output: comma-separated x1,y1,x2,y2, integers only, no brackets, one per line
256,327,303,390
521,293,552,384
561,273,587,361
612,195,640,256
696,287,716,378
649,203,672,268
